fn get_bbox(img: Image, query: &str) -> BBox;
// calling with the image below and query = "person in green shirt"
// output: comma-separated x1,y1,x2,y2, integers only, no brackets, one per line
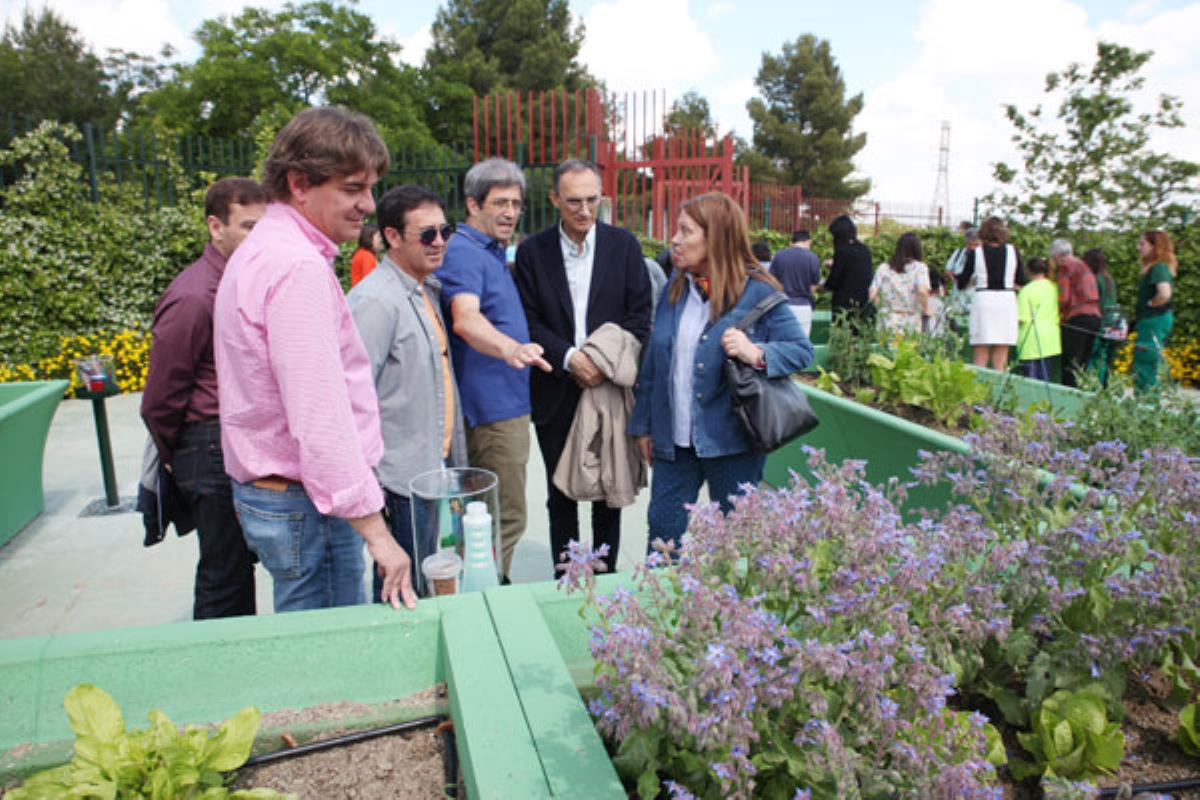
1016,258,1061,381
1133,230,1177,393
1083,248,1122,387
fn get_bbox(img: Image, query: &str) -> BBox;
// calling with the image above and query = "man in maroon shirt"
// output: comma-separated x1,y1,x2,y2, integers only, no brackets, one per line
141,177,267,619
1050,239,1101,388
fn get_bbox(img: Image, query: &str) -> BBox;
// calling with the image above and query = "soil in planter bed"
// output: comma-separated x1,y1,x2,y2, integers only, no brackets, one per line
231,688,454,799
230,723,451,800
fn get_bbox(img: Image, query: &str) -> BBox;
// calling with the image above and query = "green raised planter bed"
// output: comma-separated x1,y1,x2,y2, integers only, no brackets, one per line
766,361,1089,511
0,380,68,548
810,309,830,345
765,381,967,510
0,595,570,798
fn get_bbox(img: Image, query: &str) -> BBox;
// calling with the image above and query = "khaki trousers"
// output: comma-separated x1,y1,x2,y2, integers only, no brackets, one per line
466,415,530,575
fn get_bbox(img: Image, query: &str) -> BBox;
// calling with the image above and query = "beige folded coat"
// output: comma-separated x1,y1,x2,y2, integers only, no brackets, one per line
552,322,647,508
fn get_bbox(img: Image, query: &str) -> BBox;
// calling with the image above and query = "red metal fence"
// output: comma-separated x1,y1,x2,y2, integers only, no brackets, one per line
472,88,949,240
473,88,746,240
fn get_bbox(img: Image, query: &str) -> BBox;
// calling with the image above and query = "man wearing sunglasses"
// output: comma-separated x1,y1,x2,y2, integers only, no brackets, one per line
348,186,466,599
514,159,651,573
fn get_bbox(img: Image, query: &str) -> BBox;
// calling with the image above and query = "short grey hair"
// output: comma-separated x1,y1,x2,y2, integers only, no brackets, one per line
1050,239,1073,258
964,227,980,243
464,158,525,205
552,159,599,193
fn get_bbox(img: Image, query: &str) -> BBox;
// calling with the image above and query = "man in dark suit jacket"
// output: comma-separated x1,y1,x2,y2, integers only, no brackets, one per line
514,159,651,573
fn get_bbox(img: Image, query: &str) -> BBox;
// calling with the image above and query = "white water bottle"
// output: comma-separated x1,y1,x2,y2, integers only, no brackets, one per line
460,501,499,592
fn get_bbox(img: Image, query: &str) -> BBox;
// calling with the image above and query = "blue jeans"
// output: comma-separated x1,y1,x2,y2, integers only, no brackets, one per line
231,481,365,612
646,446,765,553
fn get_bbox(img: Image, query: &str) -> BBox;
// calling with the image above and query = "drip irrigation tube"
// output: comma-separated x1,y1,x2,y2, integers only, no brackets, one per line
1097,775,1200,798
241,713,459,795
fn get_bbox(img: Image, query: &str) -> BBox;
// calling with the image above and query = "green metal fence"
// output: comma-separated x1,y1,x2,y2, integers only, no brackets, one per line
1,113,565,234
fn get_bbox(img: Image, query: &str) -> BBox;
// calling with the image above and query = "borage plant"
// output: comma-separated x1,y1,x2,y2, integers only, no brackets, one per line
560,450,1008,800
912,411,1200,728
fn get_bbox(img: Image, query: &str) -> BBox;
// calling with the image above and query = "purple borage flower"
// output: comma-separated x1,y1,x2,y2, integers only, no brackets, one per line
554,412,1200,798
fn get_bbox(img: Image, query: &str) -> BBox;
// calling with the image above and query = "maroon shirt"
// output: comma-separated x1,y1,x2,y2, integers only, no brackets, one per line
141,242,226,464
1056,254,1100,320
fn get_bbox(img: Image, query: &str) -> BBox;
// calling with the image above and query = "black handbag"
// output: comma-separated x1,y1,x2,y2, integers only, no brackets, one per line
723,292,819,453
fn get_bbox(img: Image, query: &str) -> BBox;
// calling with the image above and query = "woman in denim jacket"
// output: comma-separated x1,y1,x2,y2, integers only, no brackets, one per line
630,192,813,552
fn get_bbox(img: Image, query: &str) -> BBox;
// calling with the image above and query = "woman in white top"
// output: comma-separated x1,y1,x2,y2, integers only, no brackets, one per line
955,216,1025,371
869,231,930,334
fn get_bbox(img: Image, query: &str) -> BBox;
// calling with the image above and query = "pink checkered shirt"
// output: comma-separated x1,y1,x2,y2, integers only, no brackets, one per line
214,202,384,518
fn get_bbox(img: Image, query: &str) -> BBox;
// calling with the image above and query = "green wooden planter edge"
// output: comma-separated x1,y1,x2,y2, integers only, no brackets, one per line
0,594,552,798
0,379,69,548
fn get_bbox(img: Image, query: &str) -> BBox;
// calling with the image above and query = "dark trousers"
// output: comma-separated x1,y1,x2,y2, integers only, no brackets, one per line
535,392,621,573
1019,357,1052,382
171,420,256,620
1060,314,1101,388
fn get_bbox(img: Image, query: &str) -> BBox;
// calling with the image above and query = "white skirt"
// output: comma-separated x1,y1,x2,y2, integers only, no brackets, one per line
969,291,1018,346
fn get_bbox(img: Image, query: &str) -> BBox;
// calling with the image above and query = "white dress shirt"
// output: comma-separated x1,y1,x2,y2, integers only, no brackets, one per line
560,223,597,369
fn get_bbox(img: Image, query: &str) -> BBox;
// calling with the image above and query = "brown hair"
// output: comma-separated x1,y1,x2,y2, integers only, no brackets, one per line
1140,230,1178,276
204,177,266,223
667,192,780,319
261,107,390,202
978,216,1008,247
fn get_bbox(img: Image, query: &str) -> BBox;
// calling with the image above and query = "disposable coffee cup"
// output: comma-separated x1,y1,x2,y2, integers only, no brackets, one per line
421,551,462,597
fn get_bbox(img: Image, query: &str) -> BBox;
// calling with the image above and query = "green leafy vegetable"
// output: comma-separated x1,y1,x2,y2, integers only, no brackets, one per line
1012,684,1124,780
7,684,293,800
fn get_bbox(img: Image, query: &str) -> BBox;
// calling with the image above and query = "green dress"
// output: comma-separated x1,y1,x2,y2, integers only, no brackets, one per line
1088,272,1119,385
1132,262,1174,392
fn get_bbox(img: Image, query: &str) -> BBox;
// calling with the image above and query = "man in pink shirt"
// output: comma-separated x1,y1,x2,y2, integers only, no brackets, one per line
214,107,416,612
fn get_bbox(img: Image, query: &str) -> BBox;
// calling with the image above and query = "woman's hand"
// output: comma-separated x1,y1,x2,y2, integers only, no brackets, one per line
721,328,764,367
635,435,653,466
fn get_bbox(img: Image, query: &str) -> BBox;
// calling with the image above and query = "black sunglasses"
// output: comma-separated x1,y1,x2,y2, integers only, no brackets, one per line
407,223,455,246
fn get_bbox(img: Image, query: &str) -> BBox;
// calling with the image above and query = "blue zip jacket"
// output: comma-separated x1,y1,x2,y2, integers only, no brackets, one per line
629,277,813,461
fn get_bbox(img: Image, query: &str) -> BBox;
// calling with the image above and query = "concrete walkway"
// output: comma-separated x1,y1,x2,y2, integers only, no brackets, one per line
0,393,650,639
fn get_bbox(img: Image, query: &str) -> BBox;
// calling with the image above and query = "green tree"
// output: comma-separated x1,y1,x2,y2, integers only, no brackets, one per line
746,34,869,198
140,2,434,146
664,91,718,138
991,41,1198,229
0,8,115,126
421,0,593,144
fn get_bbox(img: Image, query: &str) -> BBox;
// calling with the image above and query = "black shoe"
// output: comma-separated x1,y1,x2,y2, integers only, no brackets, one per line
500,574,512,586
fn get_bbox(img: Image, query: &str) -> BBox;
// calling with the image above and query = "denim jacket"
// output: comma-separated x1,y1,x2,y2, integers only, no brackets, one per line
629,277,813,461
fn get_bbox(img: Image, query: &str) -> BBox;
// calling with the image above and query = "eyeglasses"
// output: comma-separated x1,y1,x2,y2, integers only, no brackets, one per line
405,224,455,246
561,196,600,212
487,198,523,212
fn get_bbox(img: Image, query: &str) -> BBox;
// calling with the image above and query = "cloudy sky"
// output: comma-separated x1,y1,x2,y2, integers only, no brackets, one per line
4,0,1198,222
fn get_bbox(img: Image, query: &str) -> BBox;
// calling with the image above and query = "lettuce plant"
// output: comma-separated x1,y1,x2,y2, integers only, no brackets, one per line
7,684,291,800
1012,685,1124,780
867,339,988,426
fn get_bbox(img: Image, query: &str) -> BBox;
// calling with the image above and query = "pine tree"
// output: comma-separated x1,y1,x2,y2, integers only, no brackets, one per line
746,34,869,199
421,0,594,144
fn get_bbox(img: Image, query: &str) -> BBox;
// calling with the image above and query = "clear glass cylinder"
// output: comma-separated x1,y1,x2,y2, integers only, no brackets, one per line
408,467,500,596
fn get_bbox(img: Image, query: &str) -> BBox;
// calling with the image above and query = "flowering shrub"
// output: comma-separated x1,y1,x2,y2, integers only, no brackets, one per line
0,329,151,394
561,411,1200,798
915,412,1200,722
560,451,1007,799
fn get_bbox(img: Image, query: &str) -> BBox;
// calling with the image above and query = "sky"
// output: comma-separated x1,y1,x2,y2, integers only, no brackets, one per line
3,0,1199,223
